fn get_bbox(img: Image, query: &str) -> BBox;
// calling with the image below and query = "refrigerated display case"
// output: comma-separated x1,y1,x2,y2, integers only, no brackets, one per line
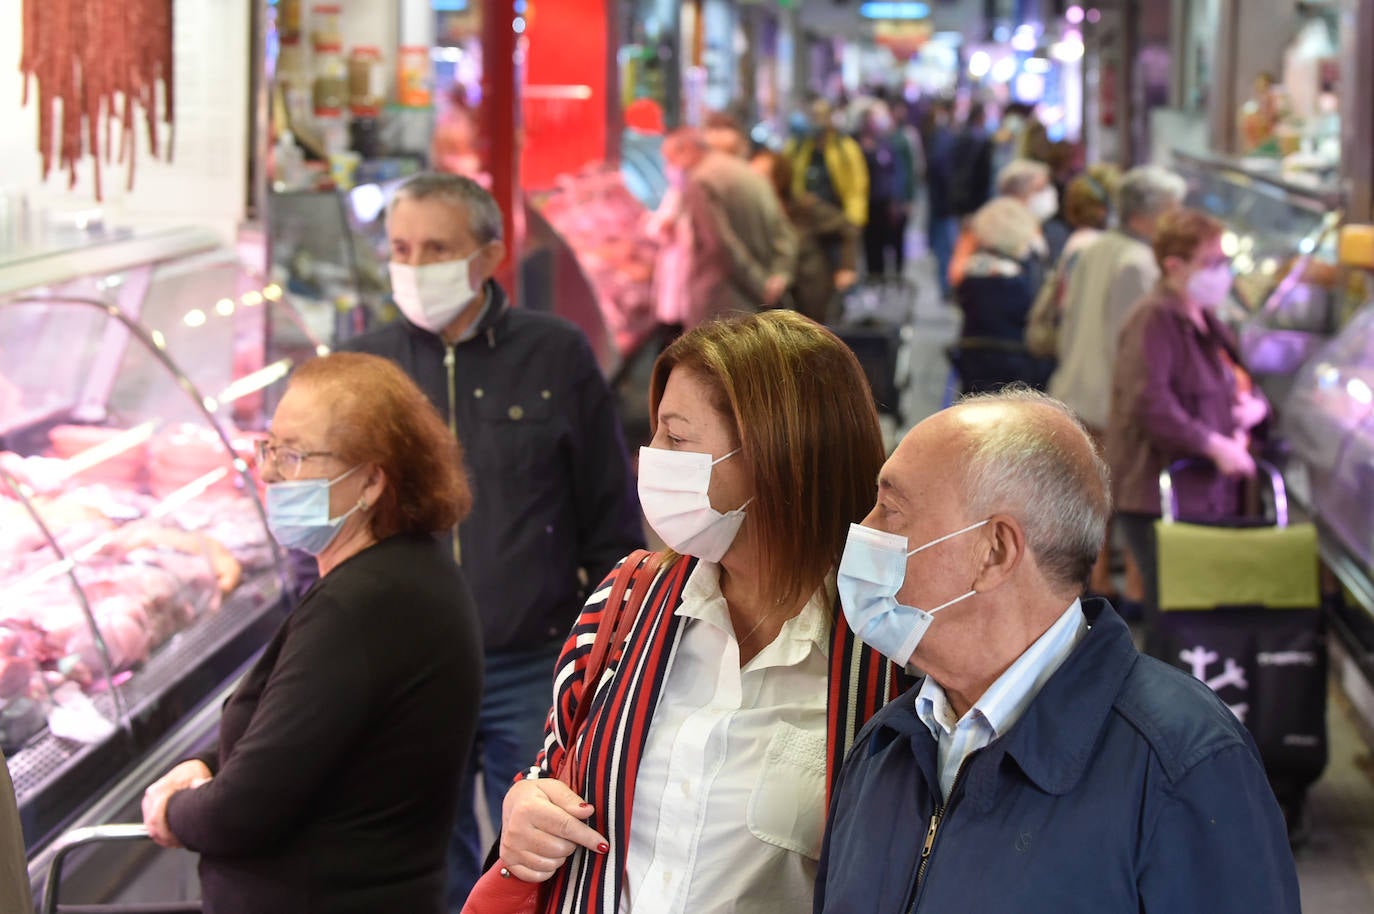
1173,149,1345,406
0,229,302,866
1283,300,1374,677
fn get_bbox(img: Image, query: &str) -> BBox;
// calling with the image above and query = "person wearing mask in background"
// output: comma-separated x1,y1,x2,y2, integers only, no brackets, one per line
857,101,918,283
948,158,1055,290
952,197,1052,393
1050,165,1185,616
496,311,903,914
785,96,870,228
750,148,859,323
814,388,1299,914
921,99,960,301
341,173,645,911
662,129,797,326
704,110,751,159
142,353,484,914
1106,209,1268,633
947,103,994,226
1,750,31,913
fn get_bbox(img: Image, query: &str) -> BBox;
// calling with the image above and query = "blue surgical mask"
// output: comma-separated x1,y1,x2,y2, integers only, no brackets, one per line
265,465,365,555
836,519,988,665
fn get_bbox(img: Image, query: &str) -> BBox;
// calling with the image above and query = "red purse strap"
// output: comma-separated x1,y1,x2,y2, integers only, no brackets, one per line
557,550,662,781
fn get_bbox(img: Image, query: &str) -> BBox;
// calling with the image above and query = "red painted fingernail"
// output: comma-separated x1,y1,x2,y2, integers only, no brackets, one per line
580,802,592,809
596,842,609,854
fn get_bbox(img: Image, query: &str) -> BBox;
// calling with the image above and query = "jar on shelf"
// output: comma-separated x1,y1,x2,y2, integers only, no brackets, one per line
310,4,342,51
312,43,348,113
314,108,348,157
348,46,385,114
278,0,303,43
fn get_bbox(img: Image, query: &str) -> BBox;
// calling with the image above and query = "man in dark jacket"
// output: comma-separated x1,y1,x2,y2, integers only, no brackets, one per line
341,173,644,910
818,389,1299,914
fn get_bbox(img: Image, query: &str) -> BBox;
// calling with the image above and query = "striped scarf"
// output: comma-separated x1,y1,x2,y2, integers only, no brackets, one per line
529,553,902,914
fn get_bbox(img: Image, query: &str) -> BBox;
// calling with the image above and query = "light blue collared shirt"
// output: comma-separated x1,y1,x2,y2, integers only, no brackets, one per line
915,599,1089,800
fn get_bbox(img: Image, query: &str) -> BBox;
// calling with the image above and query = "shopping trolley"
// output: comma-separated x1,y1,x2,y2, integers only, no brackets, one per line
1152,457,1328,837
40,824,201,914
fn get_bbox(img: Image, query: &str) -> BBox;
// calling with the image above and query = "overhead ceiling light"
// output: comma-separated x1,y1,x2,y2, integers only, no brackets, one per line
859,2,930,20
968,50,992,78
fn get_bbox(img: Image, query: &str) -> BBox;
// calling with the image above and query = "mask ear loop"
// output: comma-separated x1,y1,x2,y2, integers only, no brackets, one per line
711,448,741,466
906,519,989,557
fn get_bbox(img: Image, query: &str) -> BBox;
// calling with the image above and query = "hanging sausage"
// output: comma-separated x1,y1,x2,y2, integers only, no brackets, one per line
18,0,175,202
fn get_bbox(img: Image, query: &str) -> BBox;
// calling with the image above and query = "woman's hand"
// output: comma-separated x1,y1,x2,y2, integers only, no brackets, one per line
1232,391,1268,431
142,760,213,848
1205,431,1257,479
499,778,608,883
833,269,858,292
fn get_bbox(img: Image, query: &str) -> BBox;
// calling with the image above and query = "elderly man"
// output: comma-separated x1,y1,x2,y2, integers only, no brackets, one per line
817,388,1299,914
662,128,797,328
342,172,644,910
1049,164,1186,607
1049,164,1186,430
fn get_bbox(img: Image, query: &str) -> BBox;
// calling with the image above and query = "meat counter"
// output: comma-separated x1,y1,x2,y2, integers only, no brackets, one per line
1283,297,1374,687
0,228,312,862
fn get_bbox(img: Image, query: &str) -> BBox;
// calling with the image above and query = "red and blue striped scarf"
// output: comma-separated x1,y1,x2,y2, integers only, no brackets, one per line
530,553,903,914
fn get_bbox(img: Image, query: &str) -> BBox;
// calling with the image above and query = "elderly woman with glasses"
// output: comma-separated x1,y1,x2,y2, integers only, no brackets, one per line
140,352,483,914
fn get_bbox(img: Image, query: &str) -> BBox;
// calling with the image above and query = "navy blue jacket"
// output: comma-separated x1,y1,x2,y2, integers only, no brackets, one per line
341,282,643,653
816,600,1299,914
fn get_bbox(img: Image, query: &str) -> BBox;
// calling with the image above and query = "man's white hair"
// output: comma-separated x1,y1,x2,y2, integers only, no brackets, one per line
1117,165,1188,225
388,172,505,243
956,386,1111,590
996,159,1050,199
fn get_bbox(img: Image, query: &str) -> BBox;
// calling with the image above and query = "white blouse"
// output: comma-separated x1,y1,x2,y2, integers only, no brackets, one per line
620,563,832,914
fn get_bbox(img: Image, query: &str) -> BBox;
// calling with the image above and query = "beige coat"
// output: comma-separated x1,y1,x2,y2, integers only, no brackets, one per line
0,754,32,913
1048,229,1159,430
681,152,798,328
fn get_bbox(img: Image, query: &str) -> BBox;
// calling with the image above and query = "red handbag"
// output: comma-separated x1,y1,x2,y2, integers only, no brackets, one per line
460,551,661,914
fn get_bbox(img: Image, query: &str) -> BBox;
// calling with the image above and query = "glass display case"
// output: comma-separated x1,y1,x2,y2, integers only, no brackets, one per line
0,230,305,856
1173,149,1345,406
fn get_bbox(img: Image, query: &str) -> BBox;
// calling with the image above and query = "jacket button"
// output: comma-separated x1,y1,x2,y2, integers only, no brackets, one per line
474,388,484,398
541,389,552,400
509,405,524,420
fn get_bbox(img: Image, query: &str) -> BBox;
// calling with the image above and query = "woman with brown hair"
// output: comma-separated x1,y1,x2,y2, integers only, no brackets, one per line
495,310,901,913
141,352,483,914
1107,208,1268,623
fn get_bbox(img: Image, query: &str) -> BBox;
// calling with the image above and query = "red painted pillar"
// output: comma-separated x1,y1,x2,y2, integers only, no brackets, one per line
481,0,520,294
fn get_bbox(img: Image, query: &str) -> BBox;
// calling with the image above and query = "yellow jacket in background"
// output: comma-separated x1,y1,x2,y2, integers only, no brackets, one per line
786,133,870,228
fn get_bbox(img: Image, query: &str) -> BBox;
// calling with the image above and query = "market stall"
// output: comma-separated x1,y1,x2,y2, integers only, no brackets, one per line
0,229,332,896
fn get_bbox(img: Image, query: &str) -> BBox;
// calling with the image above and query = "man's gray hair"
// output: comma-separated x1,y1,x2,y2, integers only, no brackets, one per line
996,159,1050,199
956,386,1112,590
1116,165,1187,225
388,172,505,243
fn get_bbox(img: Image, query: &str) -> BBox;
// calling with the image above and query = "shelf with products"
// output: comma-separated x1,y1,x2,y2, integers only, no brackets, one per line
0,231,330,856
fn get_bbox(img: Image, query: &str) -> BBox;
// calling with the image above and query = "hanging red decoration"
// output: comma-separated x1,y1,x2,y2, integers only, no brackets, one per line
18,0,175,202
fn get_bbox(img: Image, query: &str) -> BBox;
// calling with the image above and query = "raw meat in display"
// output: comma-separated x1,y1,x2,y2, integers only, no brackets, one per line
148,425,243,498
48,425,146,487
0,373,20,426
108,521,241,594
539,167,661,355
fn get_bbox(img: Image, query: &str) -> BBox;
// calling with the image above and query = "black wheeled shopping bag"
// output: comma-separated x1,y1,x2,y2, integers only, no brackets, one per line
1151,459,1328,801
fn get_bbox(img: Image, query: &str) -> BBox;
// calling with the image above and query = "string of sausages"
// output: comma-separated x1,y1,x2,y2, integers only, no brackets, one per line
18,0,175,202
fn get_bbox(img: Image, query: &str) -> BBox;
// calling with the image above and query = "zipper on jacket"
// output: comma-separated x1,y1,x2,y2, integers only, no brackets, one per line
908,755,973,913
443,342,461,565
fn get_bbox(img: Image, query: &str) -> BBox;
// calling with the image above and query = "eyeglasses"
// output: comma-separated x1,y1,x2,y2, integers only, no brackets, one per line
253,440,337,480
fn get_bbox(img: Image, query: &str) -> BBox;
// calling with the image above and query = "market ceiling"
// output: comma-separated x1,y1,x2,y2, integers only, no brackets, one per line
794,0,1125,39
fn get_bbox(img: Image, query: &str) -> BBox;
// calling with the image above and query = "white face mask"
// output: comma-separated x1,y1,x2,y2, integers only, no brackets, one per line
638,446,752,562
1028,186,1059,222
388,249,482,334
1186,263,1233,309
836,520,988,666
